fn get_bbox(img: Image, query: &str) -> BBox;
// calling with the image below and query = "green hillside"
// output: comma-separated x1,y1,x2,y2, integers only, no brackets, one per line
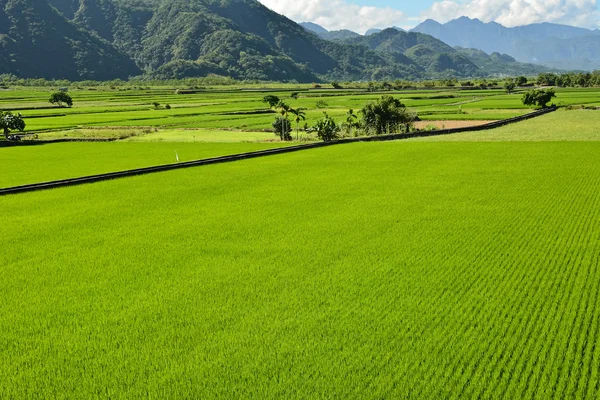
0,0,561,81
0,0,140,80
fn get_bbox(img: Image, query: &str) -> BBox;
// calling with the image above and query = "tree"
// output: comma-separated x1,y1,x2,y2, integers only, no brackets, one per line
313,112,339,142
522,89,556,108
49,92,73,107
262,95,280,109
272,117,292,141
1,111,26,140
504,80,516,94
289,107,306,140
342,109,359,134
360,95,415,135
515,76,528,86
273,101,292,141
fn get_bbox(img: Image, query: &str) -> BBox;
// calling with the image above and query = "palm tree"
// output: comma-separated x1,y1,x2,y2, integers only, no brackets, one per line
344,109,359,135
276,101,291,141
289,107,306,140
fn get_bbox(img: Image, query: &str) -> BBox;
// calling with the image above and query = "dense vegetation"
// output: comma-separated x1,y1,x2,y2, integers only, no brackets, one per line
0,0,572,82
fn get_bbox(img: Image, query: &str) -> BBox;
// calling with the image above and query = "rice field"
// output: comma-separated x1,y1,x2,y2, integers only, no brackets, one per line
1,137,599,398
0,142,290,188
411,109,600,142
0,86,566,138
1,86,600,398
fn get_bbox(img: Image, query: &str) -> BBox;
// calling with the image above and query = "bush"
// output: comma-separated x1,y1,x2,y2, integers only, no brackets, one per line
360,95,415,135
49,92,73,107
522,89,556,108
272,117,292,141
316,100,328,109
313,112,339,142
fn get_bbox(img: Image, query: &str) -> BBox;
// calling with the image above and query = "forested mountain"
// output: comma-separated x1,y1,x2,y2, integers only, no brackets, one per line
340,29,479,76
0,0,560,81
365,27,404,36
455,48,554,76
0,0,139,79
412,17,600,71
299,23,361,41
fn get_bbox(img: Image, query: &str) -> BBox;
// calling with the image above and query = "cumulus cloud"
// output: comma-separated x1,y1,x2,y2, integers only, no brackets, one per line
258,0,407,34
423,0,600,28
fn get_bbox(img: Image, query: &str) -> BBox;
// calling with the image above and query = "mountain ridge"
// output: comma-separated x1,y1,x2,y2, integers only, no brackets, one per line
412,16,600,70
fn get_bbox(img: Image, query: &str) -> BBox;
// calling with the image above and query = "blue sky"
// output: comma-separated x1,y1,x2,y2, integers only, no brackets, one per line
351,1,437,15
259,0,600,34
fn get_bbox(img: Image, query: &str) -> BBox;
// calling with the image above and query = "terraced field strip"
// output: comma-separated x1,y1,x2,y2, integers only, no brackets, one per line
0,142,293,189
1,142,598,398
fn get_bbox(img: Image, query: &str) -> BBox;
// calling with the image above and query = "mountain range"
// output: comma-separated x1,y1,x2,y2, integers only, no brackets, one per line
0,0,562,82
412,17,600,71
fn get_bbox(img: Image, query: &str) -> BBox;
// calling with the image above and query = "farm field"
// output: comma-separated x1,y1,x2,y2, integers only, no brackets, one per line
1,139,599,398
0,142,290,188
0,86,560,139
411,110,600,142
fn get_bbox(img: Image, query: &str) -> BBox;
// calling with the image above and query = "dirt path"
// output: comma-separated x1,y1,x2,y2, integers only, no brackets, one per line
414,120,496,130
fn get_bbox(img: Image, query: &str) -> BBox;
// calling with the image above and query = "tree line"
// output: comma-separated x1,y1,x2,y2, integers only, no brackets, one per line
263,95,415,142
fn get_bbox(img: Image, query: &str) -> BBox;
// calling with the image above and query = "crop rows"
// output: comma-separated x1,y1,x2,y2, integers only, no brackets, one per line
1,141,598,398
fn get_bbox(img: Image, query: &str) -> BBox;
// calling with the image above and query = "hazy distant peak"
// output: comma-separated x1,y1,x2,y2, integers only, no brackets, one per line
365,26,404,36
299,22,328,34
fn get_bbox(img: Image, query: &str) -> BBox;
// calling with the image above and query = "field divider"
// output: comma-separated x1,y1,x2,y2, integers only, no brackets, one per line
0,107,556,196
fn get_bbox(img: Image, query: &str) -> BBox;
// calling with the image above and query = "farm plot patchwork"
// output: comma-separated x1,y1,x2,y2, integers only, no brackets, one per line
4,87,578,139
1,141,599,398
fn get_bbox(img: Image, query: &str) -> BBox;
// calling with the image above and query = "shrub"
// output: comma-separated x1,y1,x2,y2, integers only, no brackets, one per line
360,95,415,135
522,89,556,108
272,117,292,141
49,92,73,107
313,112,339,142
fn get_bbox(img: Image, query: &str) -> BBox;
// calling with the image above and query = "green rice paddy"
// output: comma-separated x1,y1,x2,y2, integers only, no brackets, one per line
1,139,599,398
0,142,289,188
1,86,600,398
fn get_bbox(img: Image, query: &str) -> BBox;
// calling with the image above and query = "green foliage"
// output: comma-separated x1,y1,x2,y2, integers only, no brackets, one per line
316,100,328,109
504,80,516,94
515,76,528,86
272,116,292,141
49,92,74,107
360,95,415,135
289,107,306,140
0,111,26,139
262,95,280,108
313,112,339,142
522,89,556,108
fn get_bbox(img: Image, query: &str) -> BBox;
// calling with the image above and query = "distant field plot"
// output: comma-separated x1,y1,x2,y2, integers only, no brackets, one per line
0,142,288,188
411,110,600,142
125,129,277,143
1,142,599,398
2,86,600,140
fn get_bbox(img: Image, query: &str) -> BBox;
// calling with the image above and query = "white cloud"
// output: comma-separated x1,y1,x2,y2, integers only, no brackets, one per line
258,0,407,34
423,0,600,28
